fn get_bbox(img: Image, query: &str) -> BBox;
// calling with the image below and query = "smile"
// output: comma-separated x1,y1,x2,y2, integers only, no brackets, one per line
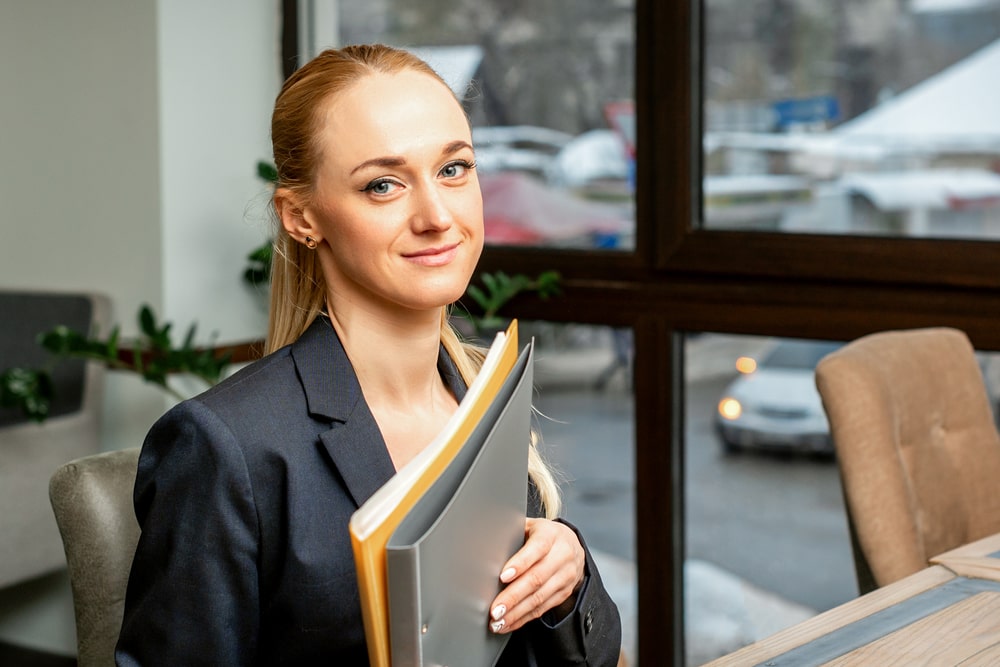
403,243,460,267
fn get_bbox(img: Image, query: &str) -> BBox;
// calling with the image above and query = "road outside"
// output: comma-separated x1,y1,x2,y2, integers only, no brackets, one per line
685,375,857,612
528,330,859,665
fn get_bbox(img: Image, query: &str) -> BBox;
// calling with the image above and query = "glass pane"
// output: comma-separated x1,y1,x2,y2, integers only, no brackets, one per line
703,2,1000,239
315,1,636,250
525,321,636,664
684,333,856,665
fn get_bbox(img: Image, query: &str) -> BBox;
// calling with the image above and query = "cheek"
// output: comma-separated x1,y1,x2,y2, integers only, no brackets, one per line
462,199,485,262
316,202,381,249
458,190,485,235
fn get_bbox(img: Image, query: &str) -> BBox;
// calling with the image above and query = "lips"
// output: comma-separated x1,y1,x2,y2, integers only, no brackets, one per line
403,242,460,266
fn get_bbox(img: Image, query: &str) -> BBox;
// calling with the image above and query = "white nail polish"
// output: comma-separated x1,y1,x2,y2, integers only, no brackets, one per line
491,604,506,621
501,567,516,581
490,619,505,633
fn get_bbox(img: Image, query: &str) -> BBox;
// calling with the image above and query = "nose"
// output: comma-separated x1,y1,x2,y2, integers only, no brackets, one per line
410,184,454,233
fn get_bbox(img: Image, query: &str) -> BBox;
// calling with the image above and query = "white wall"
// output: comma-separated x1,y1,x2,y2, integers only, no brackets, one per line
0,1,162,320
158,1,280,343
0,0,282,655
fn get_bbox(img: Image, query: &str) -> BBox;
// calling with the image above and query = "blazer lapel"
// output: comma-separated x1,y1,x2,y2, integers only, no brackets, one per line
320,412,395,509
290,317,472,509
291,317,396,508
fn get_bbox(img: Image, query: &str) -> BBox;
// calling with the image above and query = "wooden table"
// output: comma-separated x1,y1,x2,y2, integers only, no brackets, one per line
704,533,1000,666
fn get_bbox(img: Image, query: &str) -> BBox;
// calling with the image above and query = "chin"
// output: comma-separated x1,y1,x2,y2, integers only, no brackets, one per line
407,284,470,312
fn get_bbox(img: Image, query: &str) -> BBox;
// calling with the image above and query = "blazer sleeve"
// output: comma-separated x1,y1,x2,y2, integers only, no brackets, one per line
116,400,261,667
499,487,623,666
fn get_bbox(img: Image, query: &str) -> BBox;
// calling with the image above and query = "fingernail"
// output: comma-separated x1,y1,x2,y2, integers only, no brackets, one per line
490,619,505,633
500,567,516,582
491,604,506,621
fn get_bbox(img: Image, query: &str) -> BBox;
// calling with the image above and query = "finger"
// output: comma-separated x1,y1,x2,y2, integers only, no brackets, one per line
497,561,581,633
498,518,549,584
497,530,583,632
489,522,584,633
490,519,557,622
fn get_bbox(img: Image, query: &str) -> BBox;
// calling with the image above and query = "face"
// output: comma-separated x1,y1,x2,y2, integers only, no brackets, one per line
297,69,484,319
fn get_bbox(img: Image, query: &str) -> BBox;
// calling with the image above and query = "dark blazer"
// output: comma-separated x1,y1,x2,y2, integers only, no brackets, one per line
116,317,621,666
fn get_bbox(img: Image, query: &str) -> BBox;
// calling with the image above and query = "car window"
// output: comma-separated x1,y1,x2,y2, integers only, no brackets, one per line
761,340,842,370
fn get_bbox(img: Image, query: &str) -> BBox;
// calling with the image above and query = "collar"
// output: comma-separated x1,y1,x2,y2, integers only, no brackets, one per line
291,316,469,421
289,316,469,507
290,316,366,423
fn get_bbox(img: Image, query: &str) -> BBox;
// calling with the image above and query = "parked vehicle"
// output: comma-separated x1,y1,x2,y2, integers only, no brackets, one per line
715,339,842,455
472,125,573,178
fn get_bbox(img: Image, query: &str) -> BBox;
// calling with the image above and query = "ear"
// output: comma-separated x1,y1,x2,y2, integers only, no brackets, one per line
274,188,322,245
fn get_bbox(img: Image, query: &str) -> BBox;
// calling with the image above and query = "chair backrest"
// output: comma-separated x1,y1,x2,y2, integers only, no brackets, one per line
815,327,1000,593
49,447,141,667
0,290,109,588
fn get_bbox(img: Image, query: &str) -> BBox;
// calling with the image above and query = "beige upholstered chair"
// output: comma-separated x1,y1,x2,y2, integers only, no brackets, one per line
815,327,1000,595
49,447,141,667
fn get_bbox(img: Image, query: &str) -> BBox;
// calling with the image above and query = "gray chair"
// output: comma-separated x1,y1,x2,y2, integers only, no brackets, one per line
48,447,631,667
0,290,109,588
49,447,141,667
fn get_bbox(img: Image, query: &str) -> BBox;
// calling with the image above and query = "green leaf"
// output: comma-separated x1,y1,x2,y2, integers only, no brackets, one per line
536,270,562,298
244,241,274,287
244,267,269,286
257,161,279,183
247,243,272,263
158,322,173,347
0,367,52,422
106,326,120,359
462,270,564,336
23,394,50,421
39,326,92,356
481,272,500,296
466,284,488,310
6,300,243,423
182,324,197,352
1,368,34,401
139,305,157,338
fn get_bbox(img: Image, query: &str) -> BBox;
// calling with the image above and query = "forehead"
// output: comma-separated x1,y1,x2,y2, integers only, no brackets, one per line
315,70,470,167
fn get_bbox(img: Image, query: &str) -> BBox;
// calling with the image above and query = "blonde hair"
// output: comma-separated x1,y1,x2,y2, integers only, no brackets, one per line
440,316,561,517
266,44,439,349
266,44,561,517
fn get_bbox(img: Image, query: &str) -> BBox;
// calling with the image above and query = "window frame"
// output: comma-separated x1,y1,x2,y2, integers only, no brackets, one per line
284,2,1000,663
485,4,1000,664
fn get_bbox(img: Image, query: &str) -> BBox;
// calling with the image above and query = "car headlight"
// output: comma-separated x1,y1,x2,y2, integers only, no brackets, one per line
718,397,742,420
735,356,757,374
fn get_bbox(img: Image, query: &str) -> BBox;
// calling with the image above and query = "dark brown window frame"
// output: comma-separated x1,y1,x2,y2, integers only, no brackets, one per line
284,2,1000,663
485,3,1000,664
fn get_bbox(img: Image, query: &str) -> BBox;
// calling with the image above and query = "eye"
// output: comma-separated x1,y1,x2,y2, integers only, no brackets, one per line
361,178,401,195
439,160,476,179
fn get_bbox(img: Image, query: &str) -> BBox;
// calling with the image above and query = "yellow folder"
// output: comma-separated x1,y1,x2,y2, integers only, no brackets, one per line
349,321,520,667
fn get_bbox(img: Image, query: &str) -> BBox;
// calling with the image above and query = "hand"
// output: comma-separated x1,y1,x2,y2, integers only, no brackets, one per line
488,518,585,634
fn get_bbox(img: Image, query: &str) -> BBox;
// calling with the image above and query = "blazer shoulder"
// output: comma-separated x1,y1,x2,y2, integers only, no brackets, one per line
158,346,306,448
200,345,296,403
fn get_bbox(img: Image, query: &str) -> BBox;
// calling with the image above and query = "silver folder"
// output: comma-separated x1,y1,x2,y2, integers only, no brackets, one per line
386,341,534,667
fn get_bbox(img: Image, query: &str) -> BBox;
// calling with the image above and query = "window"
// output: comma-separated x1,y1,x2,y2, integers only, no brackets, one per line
287,2,1000,664
703,1,1000,240
301,0,636,251
686,333,855,664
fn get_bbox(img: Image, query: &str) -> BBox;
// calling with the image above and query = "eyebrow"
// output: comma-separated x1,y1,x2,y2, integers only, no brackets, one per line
349,140,474,175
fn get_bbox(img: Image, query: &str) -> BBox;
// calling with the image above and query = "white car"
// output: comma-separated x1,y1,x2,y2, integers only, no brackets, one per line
472,125,574,177
715,339,842,455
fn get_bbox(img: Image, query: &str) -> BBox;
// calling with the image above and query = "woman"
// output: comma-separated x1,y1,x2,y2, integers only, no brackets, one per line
116,44,621,665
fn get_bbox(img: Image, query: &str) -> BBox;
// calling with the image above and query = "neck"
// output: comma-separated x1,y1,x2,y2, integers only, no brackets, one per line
327,298,448,408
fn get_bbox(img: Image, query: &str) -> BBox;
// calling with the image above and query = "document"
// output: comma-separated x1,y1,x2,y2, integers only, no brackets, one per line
349,322,530,667
386,340,533,666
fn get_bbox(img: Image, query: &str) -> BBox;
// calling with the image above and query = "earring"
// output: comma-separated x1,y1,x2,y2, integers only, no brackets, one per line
305,236,318,249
